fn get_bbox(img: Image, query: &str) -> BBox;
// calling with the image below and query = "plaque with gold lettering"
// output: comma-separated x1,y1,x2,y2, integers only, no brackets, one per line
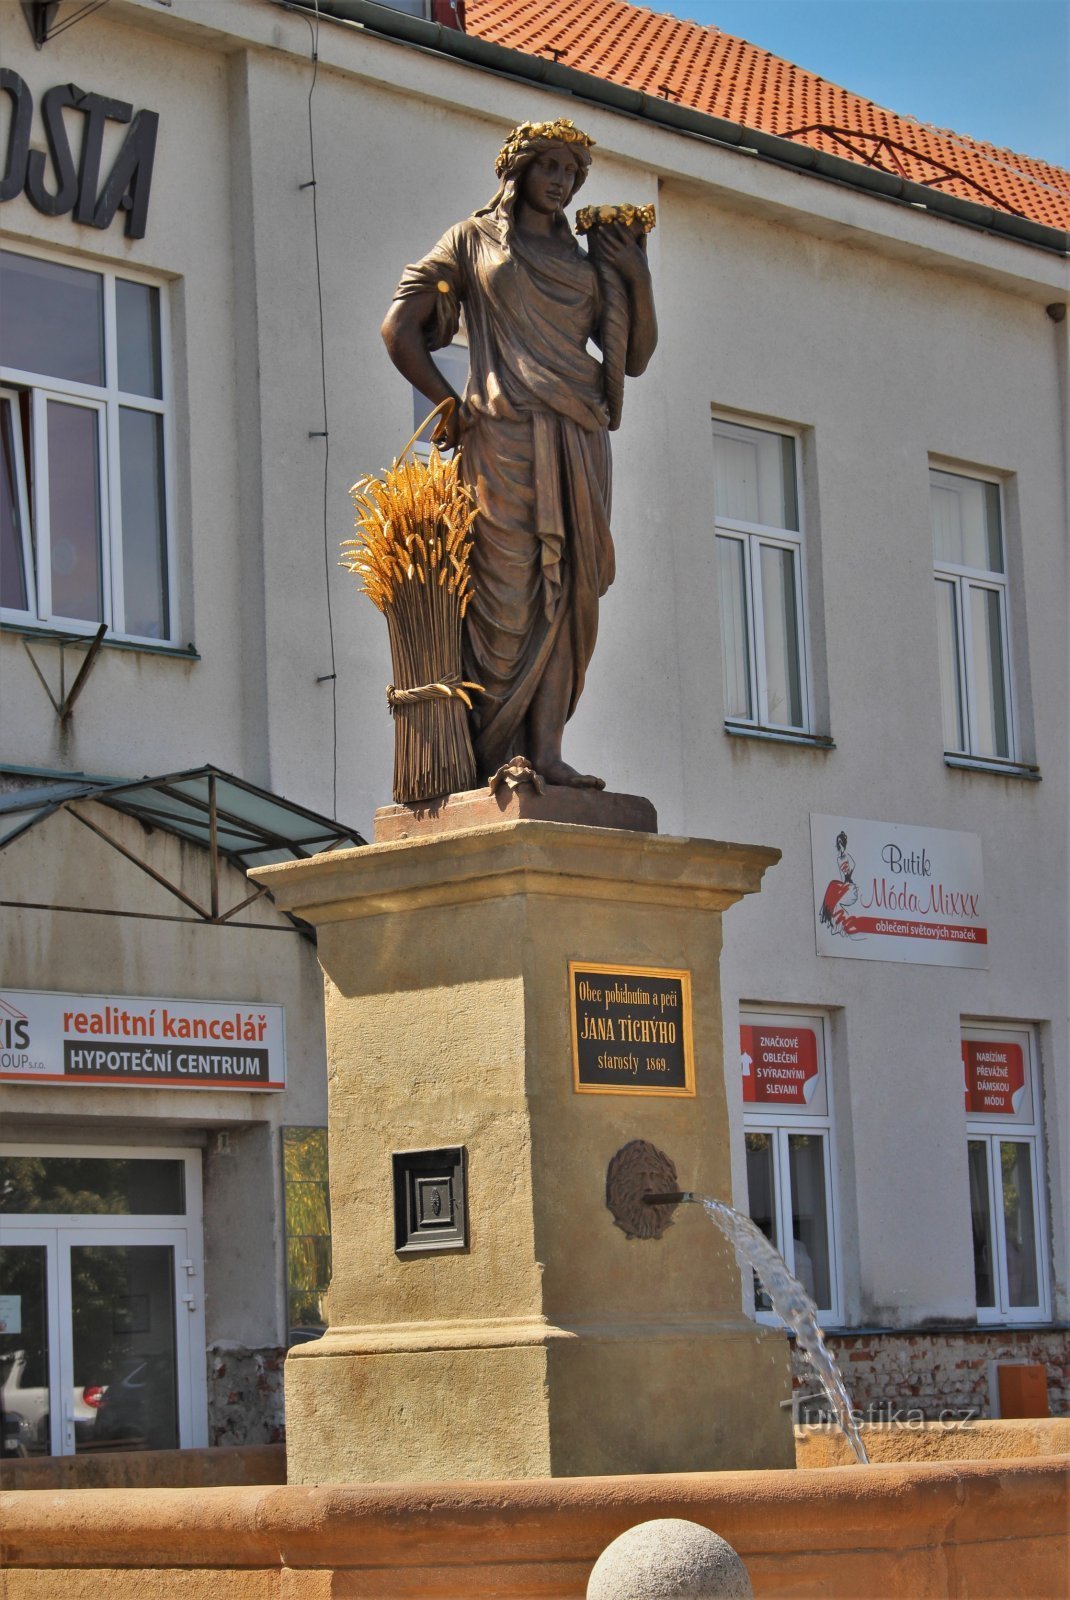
570,962,695,1096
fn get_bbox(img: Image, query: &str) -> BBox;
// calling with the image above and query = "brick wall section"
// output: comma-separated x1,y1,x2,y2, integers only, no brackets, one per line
791,1329,1070,1420
206,1345,286,1447
201,1331,1067,1442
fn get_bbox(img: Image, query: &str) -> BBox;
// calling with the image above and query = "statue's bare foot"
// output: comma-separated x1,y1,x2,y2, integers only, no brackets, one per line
540,758,606,790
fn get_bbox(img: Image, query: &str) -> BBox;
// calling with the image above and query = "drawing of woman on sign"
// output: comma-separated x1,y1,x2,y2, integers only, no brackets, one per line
381,119,658,789
820,829,862,938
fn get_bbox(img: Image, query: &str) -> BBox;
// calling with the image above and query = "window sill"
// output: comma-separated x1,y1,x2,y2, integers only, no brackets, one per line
785,1320,1064,1337
1,622,199,662
756,1310,841,1332
725,722,834,750
944,754,1040,781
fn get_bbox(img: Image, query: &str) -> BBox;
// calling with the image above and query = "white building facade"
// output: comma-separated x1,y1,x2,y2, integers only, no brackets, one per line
1,0,1066,1454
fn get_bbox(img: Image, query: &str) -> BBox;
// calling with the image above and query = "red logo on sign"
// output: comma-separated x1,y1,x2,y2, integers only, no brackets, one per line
963,1040,1025,1116
741,1025,819,1105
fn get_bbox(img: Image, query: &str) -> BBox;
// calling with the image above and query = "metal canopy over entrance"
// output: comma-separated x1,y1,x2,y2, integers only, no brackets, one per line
0,765,365,933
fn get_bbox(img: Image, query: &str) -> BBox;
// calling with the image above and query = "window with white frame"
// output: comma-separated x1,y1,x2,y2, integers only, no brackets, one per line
739,1009,840,1324
931,467,1014,761
962,1023,1049,1323
1,247,172,644
712,418,809,732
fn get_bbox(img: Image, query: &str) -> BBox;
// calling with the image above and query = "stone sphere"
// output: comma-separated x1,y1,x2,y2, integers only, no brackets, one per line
586,1517,753,1600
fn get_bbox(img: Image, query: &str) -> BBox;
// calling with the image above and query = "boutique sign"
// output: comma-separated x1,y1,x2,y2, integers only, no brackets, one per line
0,70,158,239
810,814,987,968
0,989,286,1090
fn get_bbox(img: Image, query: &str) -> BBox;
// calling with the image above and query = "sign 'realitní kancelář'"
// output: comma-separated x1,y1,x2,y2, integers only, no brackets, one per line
0,989,286,1090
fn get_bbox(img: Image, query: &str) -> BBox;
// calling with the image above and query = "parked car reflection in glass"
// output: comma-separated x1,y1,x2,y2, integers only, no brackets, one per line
92,1353,179,1451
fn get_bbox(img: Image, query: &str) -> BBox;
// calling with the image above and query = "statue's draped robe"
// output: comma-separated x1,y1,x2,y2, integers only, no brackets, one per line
394,214,613,777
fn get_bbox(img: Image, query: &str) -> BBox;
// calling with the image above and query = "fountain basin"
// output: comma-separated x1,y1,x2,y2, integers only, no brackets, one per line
2,1458,1066,1597
796,1416,1070,1467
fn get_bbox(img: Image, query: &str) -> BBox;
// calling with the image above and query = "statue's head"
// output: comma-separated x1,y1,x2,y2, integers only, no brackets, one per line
495,118,595,192
480,119,594,238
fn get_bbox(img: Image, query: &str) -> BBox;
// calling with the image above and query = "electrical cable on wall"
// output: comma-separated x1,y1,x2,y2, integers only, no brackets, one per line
302,0,340,817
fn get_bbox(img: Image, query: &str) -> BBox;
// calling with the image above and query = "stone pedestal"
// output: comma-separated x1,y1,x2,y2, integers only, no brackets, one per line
253,820,794,1483
372,781,658,842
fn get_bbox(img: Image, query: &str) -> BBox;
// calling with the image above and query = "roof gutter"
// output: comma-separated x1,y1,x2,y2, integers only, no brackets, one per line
275,0,1067,259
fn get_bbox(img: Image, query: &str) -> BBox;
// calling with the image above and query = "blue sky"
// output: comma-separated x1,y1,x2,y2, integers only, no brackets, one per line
644,1,1069,167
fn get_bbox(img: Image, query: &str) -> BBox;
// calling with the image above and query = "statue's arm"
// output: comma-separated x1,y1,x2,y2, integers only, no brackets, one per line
381,290,466,449
597,226,658,377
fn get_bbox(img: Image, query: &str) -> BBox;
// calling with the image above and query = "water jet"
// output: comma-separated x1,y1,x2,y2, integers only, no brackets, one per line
607,1147,869,1464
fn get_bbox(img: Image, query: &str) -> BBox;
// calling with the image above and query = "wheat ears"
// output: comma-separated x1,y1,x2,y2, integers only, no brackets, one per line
342,406,483,802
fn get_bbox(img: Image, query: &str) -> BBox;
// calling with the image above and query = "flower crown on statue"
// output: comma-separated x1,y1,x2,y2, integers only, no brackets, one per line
495,118,596,178
575,203,657,235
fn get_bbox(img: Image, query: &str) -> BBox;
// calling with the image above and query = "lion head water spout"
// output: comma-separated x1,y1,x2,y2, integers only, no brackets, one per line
644,1189,870,1466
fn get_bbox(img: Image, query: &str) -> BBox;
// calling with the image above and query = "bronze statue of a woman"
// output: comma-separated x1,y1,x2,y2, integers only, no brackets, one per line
381,119,658,789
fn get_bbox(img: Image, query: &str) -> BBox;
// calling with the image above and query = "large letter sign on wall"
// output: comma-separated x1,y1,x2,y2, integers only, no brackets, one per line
0,71,158,238
0,990,286,1090
810,814,987,968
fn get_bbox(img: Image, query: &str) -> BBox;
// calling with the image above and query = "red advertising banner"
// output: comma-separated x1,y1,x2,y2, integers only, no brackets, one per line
741,1025,819,1105
963,1039,1025,1116
850,917,987,945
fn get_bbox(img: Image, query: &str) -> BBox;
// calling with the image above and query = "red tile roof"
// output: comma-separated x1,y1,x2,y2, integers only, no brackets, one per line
467,0,1070,234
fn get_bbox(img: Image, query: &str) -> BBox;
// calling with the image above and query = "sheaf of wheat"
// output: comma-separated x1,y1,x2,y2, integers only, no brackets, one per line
342,428,481,804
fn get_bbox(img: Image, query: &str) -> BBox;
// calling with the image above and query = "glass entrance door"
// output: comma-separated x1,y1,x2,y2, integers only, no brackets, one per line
0,1240,57,1457
66,1232,188,1453
0,1149,206,1457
